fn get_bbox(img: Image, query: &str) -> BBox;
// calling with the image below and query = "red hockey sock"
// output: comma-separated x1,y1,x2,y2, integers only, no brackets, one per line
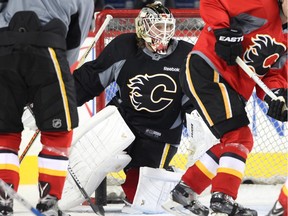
182,144,222,194
212,126,253,199
182,165,212,194
0,133,21,191
38,131,72,200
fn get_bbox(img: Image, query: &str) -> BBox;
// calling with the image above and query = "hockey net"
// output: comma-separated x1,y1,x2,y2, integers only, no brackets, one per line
85,9,287,202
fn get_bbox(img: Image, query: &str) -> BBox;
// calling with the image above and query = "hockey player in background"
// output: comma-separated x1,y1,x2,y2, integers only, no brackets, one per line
0,0,93,215
73,1,194,213
162,0,288,215
267,2,288,215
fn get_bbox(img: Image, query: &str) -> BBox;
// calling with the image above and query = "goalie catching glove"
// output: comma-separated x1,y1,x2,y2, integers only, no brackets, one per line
265,88,288,122
214,28,243,65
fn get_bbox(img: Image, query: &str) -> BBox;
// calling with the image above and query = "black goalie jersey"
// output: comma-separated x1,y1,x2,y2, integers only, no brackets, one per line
73,33,194,144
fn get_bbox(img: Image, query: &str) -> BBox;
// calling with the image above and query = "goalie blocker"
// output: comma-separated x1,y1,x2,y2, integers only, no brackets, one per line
58,105,135,210
185,110,219,167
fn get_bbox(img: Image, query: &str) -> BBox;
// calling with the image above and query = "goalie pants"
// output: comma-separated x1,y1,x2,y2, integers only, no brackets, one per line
180,54,253,199
121,136,177,202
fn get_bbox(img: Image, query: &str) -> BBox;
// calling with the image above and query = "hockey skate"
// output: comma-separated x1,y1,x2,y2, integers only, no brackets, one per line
162,181,209,216
0,184,13,216
267,200,285,216
36,194,70,216
210,192,257,216
36,181,69,216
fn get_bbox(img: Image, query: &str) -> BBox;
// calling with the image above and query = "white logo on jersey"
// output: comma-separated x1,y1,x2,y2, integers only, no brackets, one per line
128,73,177,112
52,119,62,128
163,66,180,72
219,35,243,43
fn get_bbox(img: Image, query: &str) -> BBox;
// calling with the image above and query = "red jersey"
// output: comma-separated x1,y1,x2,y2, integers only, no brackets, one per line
193,0,287,100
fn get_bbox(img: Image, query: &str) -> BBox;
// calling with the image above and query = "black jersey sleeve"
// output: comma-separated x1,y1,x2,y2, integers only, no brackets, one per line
73,33,138,106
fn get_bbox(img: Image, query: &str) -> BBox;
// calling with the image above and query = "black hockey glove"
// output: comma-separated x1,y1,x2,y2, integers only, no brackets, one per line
264,88,288,122
214,28,243,65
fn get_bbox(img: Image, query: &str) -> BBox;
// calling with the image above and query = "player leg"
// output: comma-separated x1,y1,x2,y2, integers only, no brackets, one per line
192,54,255,215
0,38,28,215
164,53,229,216
163,111,220,215
0,132,22,216
163,144,220,216
30,43,78,215
36,131,72,215
210,127,255,215
165,54,257,216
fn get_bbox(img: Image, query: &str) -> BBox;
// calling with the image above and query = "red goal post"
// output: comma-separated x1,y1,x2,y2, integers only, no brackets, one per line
89,9,287,202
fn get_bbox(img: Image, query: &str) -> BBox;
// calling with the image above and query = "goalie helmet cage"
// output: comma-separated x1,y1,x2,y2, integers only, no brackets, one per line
92,9,287,206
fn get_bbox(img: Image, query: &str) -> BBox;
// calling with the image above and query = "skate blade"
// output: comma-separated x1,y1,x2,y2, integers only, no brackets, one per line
162,199,197,216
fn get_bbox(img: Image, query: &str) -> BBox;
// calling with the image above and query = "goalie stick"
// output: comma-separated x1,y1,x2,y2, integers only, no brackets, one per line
68,165,105,216
0,179,43,216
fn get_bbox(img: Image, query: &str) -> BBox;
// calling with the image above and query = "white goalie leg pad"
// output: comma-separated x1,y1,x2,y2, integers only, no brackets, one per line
131,167,182,214
59,105,135,210
102,152,131,173
59,152,131,210
186,110,219,167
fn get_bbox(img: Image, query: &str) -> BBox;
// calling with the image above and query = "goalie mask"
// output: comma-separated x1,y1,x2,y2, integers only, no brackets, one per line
135,1,176,54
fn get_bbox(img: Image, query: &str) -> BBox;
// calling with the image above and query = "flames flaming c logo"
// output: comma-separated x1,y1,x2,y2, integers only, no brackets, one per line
243,34,286,76
128,73,177,112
